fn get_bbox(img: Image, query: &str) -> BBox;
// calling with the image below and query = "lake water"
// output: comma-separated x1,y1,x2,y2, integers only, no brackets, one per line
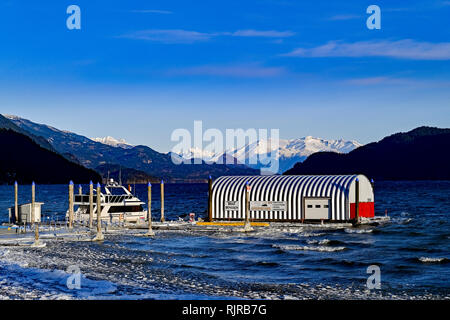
0,181,448,299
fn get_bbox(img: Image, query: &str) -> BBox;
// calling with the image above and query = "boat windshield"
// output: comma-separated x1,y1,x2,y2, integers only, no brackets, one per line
107,187,129,195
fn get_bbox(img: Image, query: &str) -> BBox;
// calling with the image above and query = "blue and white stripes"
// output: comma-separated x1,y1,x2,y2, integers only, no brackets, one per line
211,175,368,221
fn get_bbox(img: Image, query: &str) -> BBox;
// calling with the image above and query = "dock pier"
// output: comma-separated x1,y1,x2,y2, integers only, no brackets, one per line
1,176,389,245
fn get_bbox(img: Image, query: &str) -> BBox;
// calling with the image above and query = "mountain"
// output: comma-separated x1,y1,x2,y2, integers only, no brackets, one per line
95,164,160,184
91,136,133,149
0,129,101,184
284,127,450,180
181,137,361,173
5,115,258,182
0,114,55,152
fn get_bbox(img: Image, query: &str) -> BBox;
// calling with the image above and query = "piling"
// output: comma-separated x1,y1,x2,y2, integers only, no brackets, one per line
355,178,360,224
68,181,74,229
160,180,165,222
208,176,213,222
243,181,253,232
14,181,18,223
32,182,40,244
89,181,94,229
146,182,155,236
94,183,104,241
31,182,35,224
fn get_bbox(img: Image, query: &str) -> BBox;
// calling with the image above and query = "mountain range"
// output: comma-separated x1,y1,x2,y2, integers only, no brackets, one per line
4,114,362,181
0,126,100,184
2,114,448,183
182,137,361,173
0,114,55,152
4,115,259,182
284,126,450,180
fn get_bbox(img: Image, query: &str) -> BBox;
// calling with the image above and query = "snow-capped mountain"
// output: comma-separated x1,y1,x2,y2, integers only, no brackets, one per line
91,136,133,149
5,114,258,181
181,136,362,173
238,136,362,173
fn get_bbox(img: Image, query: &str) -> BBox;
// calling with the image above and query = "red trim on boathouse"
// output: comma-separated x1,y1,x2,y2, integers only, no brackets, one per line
350,202,375,219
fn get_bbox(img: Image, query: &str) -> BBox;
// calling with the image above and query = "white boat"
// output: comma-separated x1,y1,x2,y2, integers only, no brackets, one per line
68,179,147,224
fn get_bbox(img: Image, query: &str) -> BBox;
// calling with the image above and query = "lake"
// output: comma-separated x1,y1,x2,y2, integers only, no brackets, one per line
0,181,448,299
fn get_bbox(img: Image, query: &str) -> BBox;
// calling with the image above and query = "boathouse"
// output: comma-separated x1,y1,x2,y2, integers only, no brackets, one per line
209,175,374,222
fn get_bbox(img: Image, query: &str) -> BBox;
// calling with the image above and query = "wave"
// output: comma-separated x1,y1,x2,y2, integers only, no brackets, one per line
272,244,346,252
307,239,330,245
309,257,368,267
344,228,373,234
0,259,117,299
301,232,326,237
418,257,448,263
254,261,280,267
391,217,413,225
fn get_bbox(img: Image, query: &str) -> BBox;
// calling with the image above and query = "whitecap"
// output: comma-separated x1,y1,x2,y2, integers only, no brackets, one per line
306,239,330,245
418,257,447,263
272,244,346,252
301,232,325,237
344,228,373,234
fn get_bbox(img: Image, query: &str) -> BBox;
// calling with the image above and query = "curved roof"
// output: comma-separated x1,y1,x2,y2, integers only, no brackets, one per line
211,174,372,221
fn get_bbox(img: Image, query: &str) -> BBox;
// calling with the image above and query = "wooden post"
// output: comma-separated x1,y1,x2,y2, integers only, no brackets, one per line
68,181,74,229
32,182,39,243
160,180,165,222
89,181,94,229
79,185,82,195
146,182,155,236
94,183,104,241
208,176,213,222
14,181,18,224
243,181,253,232
355,177,360,224
31,182,35,224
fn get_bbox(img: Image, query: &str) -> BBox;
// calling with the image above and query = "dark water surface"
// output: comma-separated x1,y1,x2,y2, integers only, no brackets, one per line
0,181,448,299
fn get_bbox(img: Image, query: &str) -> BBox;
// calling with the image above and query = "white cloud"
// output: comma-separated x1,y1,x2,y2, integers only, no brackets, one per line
344,77,409,85
344,77,450,87
327,14,361,21
130,9,173,14
120,29,295,44
166,64,286,78
283,40,450,60
231,30,295,37
120,29,213,44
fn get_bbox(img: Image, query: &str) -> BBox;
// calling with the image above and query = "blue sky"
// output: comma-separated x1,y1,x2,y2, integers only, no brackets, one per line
0,0,449,152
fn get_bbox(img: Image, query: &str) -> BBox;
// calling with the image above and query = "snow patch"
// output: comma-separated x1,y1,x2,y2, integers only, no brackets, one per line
91,136,132,148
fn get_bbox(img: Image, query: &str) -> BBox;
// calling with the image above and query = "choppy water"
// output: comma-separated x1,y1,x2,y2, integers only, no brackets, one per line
0,181,449,300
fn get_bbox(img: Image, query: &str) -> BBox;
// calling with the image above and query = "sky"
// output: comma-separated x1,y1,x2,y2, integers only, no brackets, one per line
0,0,449,152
